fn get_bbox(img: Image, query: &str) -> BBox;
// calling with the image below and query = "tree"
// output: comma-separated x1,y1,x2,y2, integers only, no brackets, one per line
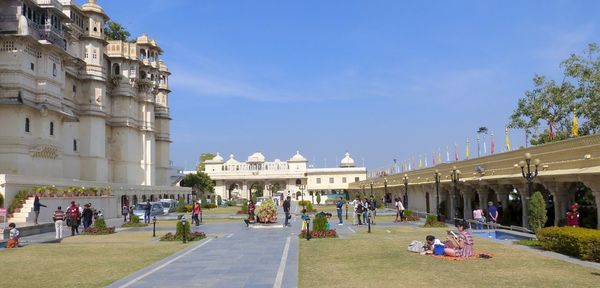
196,153,216,172
180,172,214,197
104,20,131,41
316,192,321,205
528,191,547,234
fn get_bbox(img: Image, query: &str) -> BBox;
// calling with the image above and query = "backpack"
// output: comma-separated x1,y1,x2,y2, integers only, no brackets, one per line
369,200,376,210
68,206,79,219
357,203,364,213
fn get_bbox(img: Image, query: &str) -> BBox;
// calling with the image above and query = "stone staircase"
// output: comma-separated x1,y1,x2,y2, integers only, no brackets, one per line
10,197,35,224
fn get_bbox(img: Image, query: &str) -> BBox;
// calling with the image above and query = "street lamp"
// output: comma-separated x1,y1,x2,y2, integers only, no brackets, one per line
434,170,441,221
403,174,409,209
181,216,187,244
519,153,540,198
370,181,374,198
152,216,157,237
361,184,366,198
451,166,461,226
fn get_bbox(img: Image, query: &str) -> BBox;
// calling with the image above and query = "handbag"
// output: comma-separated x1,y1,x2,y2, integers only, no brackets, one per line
433,244,445,255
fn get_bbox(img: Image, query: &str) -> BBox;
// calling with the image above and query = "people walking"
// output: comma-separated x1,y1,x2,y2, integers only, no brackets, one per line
473,206,484,230
396,198,405,222
283,196,291,227
368,196,377,225
192,202,201,226
248,200,256,221
66,201,80,236
122,204,129,222
144,200,151,224
363,199,369,224
336,197,344,225
33,195,47,225
82,204,93,230
356,199,364,225
52,206,65,239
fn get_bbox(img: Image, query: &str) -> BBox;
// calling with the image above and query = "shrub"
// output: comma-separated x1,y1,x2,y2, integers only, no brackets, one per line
298,229,337,238
316,193,321,205
8,190,31,214
256,199,278,223
226,201,236,207
130,214,141,224
404,209,413,217
161,231,206,241
298,201,316,212
423,214,446,228
238,201,248,214
528,191,547,234
514,239,541,247
122,214,148,227
176,219,191,238
176,198,187,213
83,218,115,235
313,215,328,232
537,227,600,262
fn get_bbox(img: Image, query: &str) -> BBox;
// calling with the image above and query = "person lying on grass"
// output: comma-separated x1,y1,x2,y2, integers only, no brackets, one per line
421,235,444,255
444,220,474,257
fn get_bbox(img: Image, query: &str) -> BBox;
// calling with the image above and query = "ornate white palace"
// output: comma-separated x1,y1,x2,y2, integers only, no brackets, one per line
201,151,367,201
0,0,190,222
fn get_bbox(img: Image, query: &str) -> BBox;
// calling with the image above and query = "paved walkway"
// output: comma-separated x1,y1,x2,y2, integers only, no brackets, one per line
108,204,302,288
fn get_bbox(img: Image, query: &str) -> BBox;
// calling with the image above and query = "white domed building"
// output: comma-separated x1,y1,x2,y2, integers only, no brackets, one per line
202,151,367,202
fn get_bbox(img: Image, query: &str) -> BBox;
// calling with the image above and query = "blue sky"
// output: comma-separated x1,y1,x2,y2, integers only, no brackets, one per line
92,0,600,171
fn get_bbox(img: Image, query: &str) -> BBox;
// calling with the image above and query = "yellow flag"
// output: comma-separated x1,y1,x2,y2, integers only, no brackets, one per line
505,127,511,151
572,110,579,137
419,157,423,169
438,149,442,164
465,138,470,159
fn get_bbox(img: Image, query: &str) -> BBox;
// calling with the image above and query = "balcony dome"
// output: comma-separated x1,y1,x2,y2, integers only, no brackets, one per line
225,154,240,165
247,152,266,163
340,152,355,168
288,150,307,162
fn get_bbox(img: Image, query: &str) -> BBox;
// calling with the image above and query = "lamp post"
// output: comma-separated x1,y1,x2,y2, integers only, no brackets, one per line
362,184,366,198
434,170,441,221
299,183,306,208
152,216,157,237
451,166,461,226
370,181,374,198
519,153,540,198
181,216,187,244
383,178,388,208
403,174,409,209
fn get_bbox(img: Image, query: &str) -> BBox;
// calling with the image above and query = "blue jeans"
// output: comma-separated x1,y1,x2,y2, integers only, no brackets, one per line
337,208,343,224
475,218,484,229
144,212,150,224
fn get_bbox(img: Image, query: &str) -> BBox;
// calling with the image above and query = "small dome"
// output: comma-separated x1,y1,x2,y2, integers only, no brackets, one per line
212,152,224,162
340,152,355,168
81,0,108,19
225,154,239,165
247,152,265,163
288,150,307,162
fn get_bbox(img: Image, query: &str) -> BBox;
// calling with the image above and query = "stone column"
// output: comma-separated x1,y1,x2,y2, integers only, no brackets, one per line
544,182,576,226
242,181,248,200
492,185,510,210
446,187,455,221
462,188,475,220
514,184,529,228
476,187,489,212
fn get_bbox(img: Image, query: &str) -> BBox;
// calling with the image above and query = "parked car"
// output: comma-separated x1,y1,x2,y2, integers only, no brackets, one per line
160,199,177,214
133,202,164,219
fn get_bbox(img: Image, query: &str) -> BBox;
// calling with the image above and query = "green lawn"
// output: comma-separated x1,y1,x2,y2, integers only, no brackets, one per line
299,226,600,288
0,231,195,287
202,206,241,215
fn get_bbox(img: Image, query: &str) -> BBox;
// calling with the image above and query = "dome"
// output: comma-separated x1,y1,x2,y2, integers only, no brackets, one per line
340,152,355,168
81,0,108,19
225,154,240,165
206,152,224,163
288,150,307,162
247,152,265,163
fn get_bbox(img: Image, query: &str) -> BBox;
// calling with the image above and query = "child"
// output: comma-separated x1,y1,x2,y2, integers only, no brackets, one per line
325,213,332,230
7,223,20,248
301,209,310,231
422,235,443,255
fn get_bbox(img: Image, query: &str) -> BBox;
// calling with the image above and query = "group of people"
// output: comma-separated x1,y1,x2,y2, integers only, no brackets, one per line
472,201,502,229
421,220,475,258
54,201,100,238
348,196,378,225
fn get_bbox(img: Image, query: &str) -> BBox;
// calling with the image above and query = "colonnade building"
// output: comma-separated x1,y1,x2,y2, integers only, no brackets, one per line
202,152,367,201
0,0,190,220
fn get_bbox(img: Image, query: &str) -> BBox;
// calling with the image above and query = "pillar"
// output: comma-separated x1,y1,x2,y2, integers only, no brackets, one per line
446,187,455,220
514,184,529,228
476,187,489,213
462,188,475,220
544,182,576,226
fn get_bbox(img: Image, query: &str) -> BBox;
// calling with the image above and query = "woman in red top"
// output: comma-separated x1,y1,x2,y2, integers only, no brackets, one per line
566,203,580,227
66,201,81,236
192,202,201,226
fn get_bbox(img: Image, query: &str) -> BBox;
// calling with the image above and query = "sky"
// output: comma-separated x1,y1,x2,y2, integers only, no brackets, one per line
90,0,600,171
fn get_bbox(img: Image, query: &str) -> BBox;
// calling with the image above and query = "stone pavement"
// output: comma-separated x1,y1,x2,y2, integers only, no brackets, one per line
108,204,302,288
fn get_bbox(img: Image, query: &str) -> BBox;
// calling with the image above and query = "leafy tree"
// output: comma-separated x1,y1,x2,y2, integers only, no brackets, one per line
529,191,547,234
196,153,216,172
316,192,321,205
181,172,214,197
104,20,131,41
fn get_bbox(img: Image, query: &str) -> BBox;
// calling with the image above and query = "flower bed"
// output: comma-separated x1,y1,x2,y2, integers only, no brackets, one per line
82,219,115,235
160,231,206,241
299,229,338,238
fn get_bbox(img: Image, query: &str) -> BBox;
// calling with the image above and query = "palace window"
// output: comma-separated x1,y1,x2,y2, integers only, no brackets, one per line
52,63,57,77
25,118,30,133
329,177,334,184
72,85,76,93
113,63,120,75
50,122,54,136
73,139,77,151
342,177,347,183
355,177,360,182
30,63,34,71
316,178,321,184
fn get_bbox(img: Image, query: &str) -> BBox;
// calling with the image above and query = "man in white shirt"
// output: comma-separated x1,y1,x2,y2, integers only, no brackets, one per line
349,197,360,225
396,199,405,221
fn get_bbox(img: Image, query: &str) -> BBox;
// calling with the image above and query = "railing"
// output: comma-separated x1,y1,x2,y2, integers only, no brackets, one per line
35,0,63,10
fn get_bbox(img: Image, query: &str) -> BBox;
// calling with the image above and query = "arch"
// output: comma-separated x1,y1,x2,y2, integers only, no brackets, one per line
113,63,120,75
121,195,129,208
132,195,138,205
150,194,155,202
142,195,147,202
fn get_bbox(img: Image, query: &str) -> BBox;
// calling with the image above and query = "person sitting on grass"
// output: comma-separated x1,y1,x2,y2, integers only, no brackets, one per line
444,220,474,257
421,235,443,254
7,223,20,248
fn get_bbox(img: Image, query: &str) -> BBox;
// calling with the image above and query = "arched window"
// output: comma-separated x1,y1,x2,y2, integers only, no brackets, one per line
113,63,120,75
25,117,30,133
50,121,54,135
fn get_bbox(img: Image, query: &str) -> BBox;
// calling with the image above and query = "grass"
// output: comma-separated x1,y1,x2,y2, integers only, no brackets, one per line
201,206,240,215
0,231,195,287
299,226,600,288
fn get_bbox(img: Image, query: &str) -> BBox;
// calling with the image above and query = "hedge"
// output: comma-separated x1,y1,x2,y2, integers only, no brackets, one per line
537,226,600,262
